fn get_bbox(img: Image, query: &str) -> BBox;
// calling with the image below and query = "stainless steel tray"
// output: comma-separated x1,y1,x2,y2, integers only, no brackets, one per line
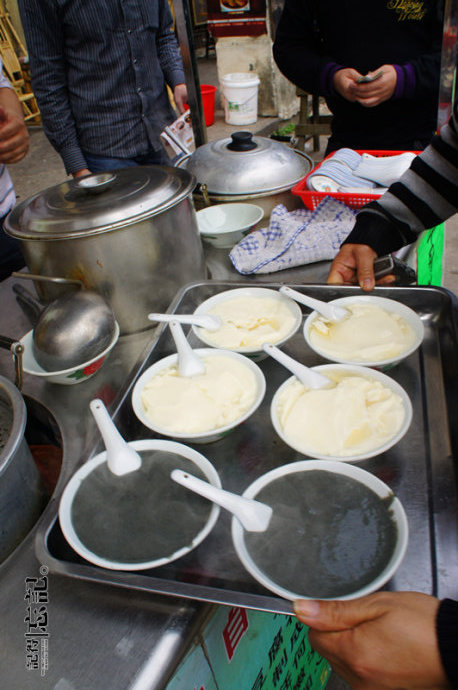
37,282,458,614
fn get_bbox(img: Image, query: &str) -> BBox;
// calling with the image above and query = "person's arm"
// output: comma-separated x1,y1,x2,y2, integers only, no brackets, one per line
294,592,453,689
18,0,88,176
328,100,458,289
0,85,29,164
156,0,187,113
273,0,339,98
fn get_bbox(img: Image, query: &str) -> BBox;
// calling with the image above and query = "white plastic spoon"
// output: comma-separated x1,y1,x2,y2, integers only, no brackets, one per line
171,469,272,532
262,343,332,390
279,285,349,322
89,398,142,476
169,320,206,377
148,312,222,331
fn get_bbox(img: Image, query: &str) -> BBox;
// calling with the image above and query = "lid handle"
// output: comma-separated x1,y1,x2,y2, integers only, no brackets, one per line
75,172,116,194
227,131,257,152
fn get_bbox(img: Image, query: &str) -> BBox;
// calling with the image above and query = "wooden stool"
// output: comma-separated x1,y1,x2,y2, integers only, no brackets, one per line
295,89,332,152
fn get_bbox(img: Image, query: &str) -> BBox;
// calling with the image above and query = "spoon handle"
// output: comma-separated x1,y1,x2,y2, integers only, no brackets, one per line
262,343,331,390
148,312,221,331
169,321,206,377
279,286,347,321
90,399,141,476
171,469,272,532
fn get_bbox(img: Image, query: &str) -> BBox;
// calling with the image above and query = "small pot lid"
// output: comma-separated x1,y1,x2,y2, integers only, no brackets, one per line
5,166,196,241
178,131,312,196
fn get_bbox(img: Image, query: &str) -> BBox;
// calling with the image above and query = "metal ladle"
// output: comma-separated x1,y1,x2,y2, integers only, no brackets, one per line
171,469,273,532
89,399,142,476
279,285,349,322
12,273,117,371
262,343,332,389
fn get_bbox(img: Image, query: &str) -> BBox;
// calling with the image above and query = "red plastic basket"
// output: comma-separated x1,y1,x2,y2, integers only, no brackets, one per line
292,149,420,210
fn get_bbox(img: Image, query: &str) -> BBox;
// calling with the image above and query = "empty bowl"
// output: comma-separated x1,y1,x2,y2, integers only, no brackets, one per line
20,323,119,385
192,287,302,361
303,295,424,369
196,203,264,248
131,348,266,443
270,363,412,462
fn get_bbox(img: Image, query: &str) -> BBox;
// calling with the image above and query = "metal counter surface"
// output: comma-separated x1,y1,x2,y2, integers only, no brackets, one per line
0,256,330,690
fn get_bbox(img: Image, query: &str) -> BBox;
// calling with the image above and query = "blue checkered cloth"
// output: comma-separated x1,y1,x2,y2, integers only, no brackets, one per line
229,198,357,275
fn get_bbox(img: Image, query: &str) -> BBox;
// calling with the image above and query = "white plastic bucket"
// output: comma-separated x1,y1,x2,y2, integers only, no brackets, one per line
221,73,260,125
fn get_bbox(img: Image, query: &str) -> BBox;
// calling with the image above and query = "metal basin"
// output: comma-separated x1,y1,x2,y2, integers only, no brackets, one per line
0,378,62,562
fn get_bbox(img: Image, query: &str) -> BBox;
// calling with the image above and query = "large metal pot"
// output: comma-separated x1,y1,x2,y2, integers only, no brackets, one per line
0,375,46,562
176,131,313,219
5,167,207,335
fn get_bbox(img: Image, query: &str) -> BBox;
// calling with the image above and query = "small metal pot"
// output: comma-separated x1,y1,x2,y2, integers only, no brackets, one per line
176,131,313,219
0,376,46,562
5,167,207,335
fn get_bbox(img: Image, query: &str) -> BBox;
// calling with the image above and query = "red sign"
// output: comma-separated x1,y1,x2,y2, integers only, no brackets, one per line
222,607,249,661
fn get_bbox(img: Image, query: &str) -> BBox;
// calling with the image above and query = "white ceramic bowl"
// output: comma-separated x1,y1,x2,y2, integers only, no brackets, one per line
59,439,221,570
192,287,302,361
303,295,424,369
232,459,409,600
131,348,266,443
20,323,120,385
196,203,264,248
270,363,412,462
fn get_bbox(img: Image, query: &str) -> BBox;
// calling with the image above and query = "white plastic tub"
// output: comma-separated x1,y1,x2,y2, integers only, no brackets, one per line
220,73,260,125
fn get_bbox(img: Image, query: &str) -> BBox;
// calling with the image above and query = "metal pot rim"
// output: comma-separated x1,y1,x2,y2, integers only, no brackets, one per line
0,376,27,472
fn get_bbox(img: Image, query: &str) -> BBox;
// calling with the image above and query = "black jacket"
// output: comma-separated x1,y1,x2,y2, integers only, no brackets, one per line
273,0,443,151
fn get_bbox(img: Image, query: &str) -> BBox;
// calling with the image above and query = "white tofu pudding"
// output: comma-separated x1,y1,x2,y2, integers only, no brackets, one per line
193,288,302,358
132,349,266,443
271,364,412,461
304,296,424,368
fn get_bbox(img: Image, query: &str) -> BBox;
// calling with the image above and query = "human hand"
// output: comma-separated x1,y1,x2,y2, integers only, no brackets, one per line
294,592,448,690
173,83,188,114
333,68,363,102
0,105,29,164
353,65,397,107
72,168,92,178
327,243,396,291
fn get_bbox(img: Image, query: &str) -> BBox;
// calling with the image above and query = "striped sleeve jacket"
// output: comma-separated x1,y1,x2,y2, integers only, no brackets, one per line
343,100,458,255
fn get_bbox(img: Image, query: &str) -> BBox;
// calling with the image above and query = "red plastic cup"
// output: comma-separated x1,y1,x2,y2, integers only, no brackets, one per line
200,84,217,126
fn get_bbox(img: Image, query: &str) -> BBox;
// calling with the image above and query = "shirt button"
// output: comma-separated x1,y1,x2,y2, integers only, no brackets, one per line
133,58,138,64
127,29,132,34
137,87,142,92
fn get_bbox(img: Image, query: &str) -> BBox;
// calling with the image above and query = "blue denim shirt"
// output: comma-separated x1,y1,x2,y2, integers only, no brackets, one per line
19,0,185,173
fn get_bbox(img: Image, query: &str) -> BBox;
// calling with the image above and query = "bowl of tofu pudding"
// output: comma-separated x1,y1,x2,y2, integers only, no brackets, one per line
270,363,413,462
303,295,424,369
132,347,266,443
192,287,302,361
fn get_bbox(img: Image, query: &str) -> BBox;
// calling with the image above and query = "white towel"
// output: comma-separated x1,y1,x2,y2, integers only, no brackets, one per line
229,198,357,275
354,152,417,187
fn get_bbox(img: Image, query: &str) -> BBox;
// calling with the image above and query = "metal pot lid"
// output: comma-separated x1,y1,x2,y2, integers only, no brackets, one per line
5,166,196,241
178,131,312,196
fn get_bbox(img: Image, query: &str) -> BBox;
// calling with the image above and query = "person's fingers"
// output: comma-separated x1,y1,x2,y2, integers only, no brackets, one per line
294,594,388,632
377,273,396,286
327,261,347,285
352,246,377,290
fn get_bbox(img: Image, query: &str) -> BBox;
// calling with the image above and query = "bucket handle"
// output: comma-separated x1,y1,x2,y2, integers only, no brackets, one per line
0,336,24,390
